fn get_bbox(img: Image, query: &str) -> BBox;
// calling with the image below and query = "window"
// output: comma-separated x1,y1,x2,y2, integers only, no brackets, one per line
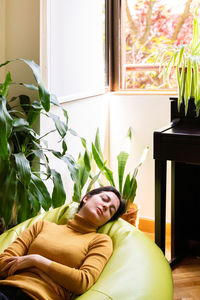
112,0,200,91
43,0,106,102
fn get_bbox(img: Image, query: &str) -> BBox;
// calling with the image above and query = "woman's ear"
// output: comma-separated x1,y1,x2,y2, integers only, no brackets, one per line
83,196,88,204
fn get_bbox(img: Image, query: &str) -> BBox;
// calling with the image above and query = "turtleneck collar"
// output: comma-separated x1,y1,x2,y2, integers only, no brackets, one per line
67,214,98,233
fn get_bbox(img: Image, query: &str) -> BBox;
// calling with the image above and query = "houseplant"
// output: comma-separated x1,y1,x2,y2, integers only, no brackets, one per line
0,59,83,233
71,150,104,203
67,131,106,203
156,9,200,115
92,128,149,227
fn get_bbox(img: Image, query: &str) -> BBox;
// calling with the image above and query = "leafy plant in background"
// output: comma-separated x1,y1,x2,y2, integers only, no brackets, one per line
0,59,82,233
156,10,200,115
69,130,106,203
92,128,149,210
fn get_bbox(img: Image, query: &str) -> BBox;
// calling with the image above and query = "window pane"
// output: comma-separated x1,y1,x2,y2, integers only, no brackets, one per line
47,0,105,102
124,0,200,90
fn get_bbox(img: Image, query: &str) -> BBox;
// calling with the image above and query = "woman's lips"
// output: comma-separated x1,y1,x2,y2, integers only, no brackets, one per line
97,207,103,216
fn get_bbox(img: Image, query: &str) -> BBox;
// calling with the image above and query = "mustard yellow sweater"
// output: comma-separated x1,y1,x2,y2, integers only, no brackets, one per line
0,214,113,300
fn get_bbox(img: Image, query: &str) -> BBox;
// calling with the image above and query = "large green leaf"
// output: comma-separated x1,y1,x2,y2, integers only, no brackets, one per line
0,167,17,227
27,191,40,214
104,166,115,187
0,59,50,111
84,149,91,172
16,181,31,224
86,167,105,193
29,174,51,211
72,184,81,203
0,72,12,97
51,169,66,208
19,94,31,116
48,112,68,138
92,143,104,169
27,100,42,125
68,128,86,148
59,154,79,182
62,140,67,155
185,57,192,114
13,118,29,128
63,109,69,127
95,128,103,159
0,96,12,159
127,177,137,204
19,59,50,112
14,153,31,188
92,143,115,186
191,10,199,52
177,66,182,110
18,83,38,91
117,151,129,193
78,155,89,189
122,173,131,201
50,94,60,107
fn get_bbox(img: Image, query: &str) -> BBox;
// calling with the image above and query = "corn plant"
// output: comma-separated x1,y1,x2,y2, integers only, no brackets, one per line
156,10,200,115
0,59,82,233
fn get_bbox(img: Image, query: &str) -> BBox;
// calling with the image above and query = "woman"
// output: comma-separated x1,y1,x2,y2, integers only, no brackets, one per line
0,186,126,300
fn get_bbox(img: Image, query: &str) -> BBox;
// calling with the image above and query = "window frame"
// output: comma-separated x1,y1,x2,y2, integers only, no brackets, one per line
107,0,179,94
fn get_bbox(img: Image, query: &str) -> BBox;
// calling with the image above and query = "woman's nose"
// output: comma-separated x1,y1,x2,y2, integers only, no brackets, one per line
102,204,108,211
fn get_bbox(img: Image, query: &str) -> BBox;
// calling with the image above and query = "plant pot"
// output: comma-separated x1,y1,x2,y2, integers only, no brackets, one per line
170,97,200,120
121,202,140,228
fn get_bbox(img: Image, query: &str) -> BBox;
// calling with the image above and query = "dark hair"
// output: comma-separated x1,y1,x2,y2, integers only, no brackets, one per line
78,186,126,223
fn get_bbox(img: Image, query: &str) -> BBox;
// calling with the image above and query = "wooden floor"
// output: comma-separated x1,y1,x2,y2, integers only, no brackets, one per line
172,256,200,300
144,232,200,300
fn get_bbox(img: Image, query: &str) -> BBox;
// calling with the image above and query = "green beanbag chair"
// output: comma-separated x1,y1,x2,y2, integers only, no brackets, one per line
0,202,173,300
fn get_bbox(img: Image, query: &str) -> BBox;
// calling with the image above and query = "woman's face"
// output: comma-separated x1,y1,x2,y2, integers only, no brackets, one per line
78,191,120,227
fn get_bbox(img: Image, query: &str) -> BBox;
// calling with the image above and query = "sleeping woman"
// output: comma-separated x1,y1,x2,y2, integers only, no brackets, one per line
0,186,126,300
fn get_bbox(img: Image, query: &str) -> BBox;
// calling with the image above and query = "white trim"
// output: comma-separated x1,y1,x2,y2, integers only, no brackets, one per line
40,0,48,87
57,89,105,104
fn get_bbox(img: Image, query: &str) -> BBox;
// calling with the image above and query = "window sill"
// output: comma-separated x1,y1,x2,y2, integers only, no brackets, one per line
110,89,178,96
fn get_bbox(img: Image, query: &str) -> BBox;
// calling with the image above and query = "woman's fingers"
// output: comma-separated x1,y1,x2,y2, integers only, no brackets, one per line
1,259,16,272
3,255,35,276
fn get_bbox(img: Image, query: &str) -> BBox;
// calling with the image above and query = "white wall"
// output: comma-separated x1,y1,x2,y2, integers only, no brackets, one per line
40,94,110,202
3,0,40,98
41,92,173,222
109,94,172,221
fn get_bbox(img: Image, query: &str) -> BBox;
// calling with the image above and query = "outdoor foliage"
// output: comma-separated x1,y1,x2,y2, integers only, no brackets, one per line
125,0,200,89
156,10,200,115
0,59,82,233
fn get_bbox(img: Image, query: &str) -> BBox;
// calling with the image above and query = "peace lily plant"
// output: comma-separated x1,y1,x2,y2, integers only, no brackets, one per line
92,128,149,211
156,10,200,115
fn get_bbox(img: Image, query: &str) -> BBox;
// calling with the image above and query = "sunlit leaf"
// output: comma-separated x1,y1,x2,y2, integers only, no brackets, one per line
117,151,129,193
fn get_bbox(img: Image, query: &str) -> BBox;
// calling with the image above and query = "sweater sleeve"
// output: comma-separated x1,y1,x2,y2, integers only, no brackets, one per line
0,220,44,278
48,233,113,294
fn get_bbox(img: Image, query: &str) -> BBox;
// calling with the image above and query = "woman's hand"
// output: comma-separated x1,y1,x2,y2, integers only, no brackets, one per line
1,254,39,276
1,254,51,277
1,255,71,298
